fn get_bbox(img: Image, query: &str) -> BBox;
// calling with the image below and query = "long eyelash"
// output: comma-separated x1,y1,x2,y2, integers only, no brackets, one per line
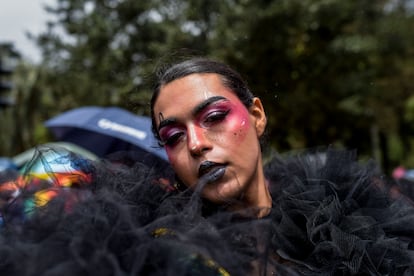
160,132,183,147
220,109,230,117
206,109,230,121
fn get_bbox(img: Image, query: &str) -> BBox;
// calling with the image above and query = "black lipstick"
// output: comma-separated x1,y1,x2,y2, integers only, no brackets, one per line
198,161,226,184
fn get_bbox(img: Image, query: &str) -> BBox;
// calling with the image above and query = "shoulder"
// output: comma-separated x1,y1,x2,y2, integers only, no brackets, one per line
264,148,388,200
264,148,414,274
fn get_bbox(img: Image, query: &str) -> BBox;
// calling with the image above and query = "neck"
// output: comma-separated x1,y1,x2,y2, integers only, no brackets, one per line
229,157,272,218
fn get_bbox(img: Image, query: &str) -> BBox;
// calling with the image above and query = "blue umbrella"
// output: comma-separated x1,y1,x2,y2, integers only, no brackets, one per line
44,106,168,165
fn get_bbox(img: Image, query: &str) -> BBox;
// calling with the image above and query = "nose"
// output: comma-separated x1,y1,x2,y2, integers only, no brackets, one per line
187,125,211,157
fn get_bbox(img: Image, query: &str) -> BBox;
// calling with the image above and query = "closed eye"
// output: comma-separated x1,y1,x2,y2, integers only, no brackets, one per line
202,109,230,127
160,131,184,147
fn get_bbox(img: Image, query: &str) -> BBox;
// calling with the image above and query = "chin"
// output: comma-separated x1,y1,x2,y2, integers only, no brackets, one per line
203,181,244,204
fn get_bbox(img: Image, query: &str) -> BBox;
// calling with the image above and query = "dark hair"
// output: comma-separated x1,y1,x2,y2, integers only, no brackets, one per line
150,57,254,141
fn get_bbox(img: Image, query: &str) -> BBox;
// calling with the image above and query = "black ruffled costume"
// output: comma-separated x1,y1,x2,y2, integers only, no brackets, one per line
0,147,413,275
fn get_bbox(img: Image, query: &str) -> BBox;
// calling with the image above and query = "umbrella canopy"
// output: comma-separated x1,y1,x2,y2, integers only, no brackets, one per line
44,106,168,165
12,142,98,169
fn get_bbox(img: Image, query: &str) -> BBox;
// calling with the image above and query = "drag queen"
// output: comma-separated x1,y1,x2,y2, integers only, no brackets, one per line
0,58,413,275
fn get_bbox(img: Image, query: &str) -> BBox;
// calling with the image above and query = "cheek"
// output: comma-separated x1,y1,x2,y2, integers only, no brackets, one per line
165,148,179,167
225,106,251,143
206,105,251,145
165,149,188,178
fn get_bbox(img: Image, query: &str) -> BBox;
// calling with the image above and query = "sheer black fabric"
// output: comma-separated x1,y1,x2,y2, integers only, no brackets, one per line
264,149,414,275
0,147,413,275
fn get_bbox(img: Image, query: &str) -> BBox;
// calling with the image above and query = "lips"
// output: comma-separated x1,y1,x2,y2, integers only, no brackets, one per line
198,161,226,184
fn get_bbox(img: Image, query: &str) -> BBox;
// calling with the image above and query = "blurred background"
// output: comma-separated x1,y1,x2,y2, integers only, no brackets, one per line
1,0,414,175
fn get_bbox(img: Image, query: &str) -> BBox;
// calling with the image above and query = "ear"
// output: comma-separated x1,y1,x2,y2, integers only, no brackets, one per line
249,97,267,137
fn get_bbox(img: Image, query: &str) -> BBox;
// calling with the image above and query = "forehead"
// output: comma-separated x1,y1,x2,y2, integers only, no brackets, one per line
154,73,241,123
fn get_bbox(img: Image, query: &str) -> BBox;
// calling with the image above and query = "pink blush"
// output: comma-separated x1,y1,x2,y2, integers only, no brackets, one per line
226,104,250,143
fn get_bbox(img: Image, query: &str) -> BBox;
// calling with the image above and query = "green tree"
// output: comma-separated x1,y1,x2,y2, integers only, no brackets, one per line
9,0,413,172
207,0,414,171
32,0,220,113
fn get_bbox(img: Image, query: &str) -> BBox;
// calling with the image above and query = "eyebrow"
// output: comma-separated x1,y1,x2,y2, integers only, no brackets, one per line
191,96,226,116
157,96,227,132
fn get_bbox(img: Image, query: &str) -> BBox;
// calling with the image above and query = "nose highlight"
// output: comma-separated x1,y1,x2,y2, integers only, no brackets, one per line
190,144,201,155
188,125,210,156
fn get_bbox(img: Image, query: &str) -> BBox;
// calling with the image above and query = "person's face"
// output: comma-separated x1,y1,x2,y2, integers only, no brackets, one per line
153,73,267,204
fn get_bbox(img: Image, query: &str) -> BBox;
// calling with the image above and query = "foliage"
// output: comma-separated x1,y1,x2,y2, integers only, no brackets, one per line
2,0,414,172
